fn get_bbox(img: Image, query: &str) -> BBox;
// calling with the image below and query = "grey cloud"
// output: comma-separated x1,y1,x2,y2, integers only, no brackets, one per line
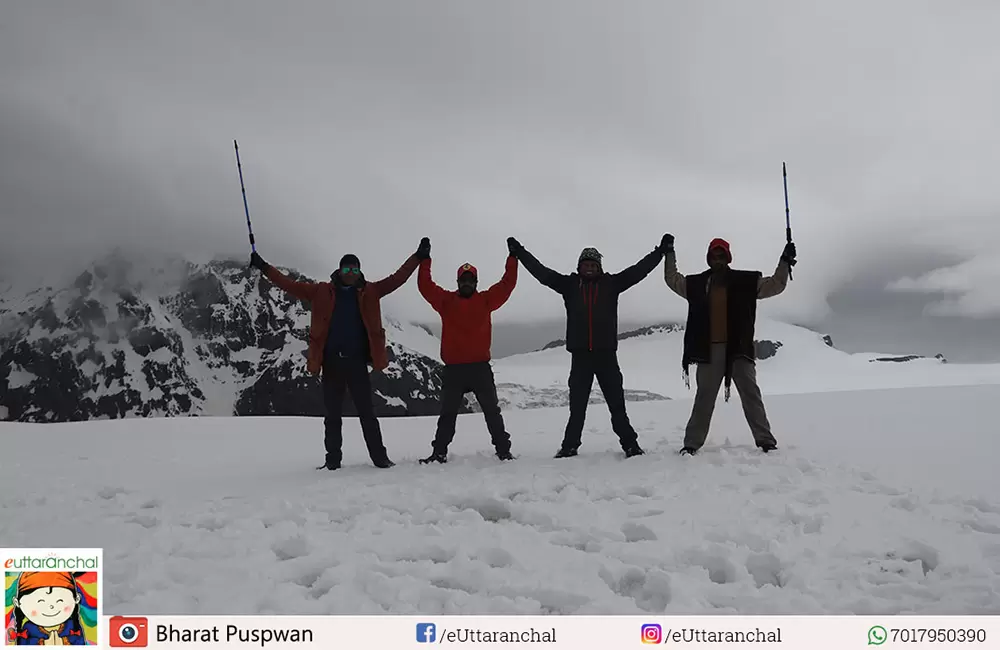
2,0,1000,330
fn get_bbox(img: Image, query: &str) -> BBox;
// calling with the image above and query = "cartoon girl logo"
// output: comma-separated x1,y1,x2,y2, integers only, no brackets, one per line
5,572,95,645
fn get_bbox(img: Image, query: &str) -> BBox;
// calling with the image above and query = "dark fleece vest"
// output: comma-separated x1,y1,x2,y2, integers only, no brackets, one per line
325,282,369,361
683,269,761,400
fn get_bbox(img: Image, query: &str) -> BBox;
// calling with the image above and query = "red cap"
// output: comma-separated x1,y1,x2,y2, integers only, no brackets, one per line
707,238,732,263
457,263,478,280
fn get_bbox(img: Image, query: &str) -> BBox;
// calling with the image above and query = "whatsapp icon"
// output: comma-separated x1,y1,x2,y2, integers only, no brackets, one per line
868,625,887,645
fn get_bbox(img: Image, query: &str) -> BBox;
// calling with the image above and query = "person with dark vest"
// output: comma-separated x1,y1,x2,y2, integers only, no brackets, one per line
509,235,671,458
416,238,518,463
249,238,429,470
663,234,796,455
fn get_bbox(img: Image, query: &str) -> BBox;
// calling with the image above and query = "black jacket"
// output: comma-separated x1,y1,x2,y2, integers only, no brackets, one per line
682,269,761,374
519,247,663,352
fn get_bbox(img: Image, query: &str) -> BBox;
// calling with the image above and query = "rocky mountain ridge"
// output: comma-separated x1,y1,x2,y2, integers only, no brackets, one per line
0,253,456,423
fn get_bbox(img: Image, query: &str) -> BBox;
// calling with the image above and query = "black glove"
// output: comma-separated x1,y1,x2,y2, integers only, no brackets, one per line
659,233,674,253
507,237,523,257
249,251,267,270
781,241,797,266
415,237,431,260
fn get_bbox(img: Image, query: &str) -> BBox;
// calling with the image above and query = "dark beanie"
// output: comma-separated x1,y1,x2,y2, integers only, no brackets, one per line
339,254,361,268
578,247,602,264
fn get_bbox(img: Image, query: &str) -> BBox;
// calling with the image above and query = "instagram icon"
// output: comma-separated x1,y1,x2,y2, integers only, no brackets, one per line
641,623,662,644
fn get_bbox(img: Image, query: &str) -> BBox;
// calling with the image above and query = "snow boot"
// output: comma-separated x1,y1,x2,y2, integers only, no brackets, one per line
419,452,447,464
554,447,578,458
623,445,644,458
679,447,697,456
316,460,341,470
758,443,777,453
496,450,514,461
373,458,395,468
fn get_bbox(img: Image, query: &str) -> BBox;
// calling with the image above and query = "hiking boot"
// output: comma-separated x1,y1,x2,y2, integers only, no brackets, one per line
679,447,697,456
554,447,578,458
419,452,447,464
758,443,777,453
316,460,341,470
373,458,395,468
623,445,645,458
496,450,514,461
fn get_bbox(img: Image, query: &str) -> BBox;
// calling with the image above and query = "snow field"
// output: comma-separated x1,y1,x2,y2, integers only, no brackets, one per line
2,384,1000,615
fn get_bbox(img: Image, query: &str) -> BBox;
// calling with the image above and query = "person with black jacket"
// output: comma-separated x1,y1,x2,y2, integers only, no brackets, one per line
663,235,795,455
508,235,671,458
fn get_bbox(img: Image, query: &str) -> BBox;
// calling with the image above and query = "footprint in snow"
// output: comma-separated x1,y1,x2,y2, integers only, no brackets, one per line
272,536,310,561
599,565,672,612
965,519,1000,535
125,514,158,529
97,486,127,500
474,547,515,569
966,498,1000,515
621,522,658,542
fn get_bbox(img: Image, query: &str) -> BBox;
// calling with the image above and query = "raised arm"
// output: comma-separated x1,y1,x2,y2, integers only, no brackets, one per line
251,252,320,303
757,242,795,299
417,257,451,314
508,238,570,294
611,244,664,293
483,255,518,312
369,238,429,298
662,244,688,299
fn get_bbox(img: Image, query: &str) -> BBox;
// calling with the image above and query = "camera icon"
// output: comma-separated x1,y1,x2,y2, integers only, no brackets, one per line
641,623,662,644
109,616,149,647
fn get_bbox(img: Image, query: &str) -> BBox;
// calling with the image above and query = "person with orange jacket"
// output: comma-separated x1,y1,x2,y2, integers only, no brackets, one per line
249,238,429,470
417,238,518,463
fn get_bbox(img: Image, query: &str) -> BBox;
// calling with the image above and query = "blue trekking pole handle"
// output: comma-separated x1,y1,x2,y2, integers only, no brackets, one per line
234,140,256,253
783,162,793,281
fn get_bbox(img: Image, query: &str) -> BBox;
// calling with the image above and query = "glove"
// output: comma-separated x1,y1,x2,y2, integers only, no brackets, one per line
507,237,523,257
659,233,674,253
249,251,267,270
781,241,797,266
415,237,431,260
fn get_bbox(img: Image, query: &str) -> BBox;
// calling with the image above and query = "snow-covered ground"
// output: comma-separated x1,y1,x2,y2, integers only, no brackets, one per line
494,319,1000,400
3,383,1000,615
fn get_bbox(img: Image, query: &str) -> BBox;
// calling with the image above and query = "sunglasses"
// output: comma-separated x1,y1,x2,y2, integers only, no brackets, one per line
341,267,361,274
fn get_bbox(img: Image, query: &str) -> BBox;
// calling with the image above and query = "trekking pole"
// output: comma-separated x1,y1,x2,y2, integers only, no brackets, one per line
782,161,793,281
234,140,256,253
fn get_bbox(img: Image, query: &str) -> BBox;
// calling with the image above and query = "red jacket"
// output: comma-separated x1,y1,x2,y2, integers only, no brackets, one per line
263,255,419,374
418,256,517,365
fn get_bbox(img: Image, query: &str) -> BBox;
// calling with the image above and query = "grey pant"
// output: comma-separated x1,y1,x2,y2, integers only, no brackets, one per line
683,343,777,450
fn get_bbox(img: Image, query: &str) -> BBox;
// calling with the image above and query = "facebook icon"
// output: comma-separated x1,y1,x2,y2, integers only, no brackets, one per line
416,623,436,643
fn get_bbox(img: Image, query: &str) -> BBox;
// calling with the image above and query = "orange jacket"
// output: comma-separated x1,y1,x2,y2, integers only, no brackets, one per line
418,256,517,365
263,255,419,374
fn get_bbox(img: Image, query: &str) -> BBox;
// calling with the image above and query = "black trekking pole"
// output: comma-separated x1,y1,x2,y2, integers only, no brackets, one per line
782,161,793,281
234,140,256,253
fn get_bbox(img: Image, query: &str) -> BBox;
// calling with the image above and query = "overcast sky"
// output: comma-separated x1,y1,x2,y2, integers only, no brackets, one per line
2,1,999,358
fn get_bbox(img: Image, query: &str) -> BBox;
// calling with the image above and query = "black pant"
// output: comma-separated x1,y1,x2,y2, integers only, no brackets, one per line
561,350,639,451
431,362,511,455
322,355,390,465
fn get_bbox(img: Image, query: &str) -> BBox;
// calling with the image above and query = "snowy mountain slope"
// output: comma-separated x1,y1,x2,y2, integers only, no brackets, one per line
3,384,999,615
494,319,1000,399
0,252,460,423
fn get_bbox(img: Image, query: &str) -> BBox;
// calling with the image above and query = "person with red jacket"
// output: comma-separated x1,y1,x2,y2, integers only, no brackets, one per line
417,238,518,463
249,238,429,470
